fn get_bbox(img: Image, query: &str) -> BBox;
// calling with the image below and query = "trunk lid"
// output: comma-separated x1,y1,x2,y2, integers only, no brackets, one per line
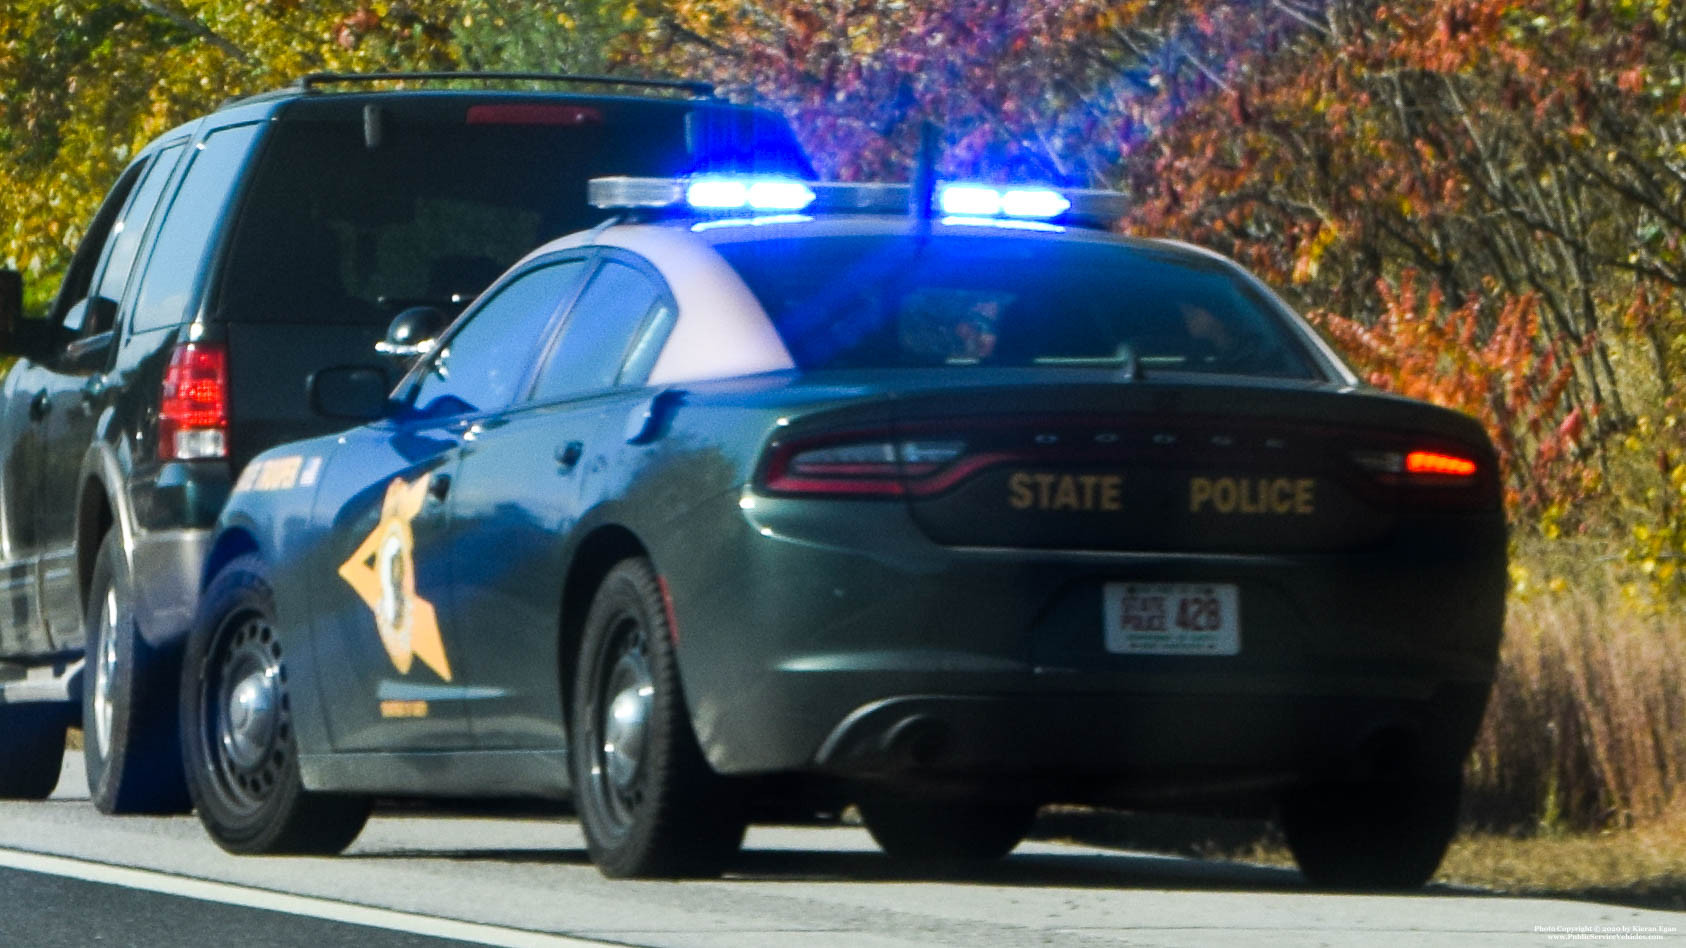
762,374,1497,554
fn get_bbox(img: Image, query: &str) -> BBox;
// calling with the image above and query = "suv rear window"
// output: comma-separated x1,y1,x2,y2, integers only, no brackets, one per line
215,112,790,326
714,234,1321,380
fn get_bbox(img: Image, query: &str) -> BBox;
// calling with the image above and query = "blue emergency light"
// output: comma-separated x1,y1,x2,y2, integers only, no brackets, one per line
937,184,1072,220
685,177,818,212
588,176,1127,228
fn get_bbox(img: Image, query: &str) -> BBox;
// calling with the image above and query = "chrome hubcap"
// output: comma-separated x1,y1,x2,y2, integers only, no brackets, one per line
221,667,279,773
602,669,652,793
589,618,654,834
93,587,119,755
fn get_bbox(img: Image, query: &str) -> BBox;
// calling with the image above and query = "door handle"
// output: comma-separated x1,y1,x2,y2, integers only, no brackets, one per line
80,375,106,412
427,473,452,502
28,389,48,421
555,441,584,471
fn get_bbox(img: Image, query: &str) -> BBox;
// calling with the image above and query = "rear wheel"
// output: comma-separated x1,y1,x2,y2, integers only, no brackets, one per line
181,554,368,855
0,705,68,799
858,793,1036,862
1280,777,1461,890
570,558,745,878
82,531,191,814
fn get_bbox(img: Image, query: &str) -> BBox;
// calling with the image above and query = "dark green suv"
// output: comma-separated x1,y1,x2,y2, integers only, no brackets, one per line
0,74,810,813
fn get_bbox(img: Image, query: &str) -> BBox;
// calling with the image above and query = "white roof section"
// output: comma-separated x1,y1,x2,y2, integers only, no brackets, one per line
554,224,797,385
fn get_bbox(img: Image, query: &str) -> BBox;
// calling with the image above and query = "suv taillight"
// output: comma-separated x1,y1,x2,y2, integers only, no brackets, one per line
159,343,228,461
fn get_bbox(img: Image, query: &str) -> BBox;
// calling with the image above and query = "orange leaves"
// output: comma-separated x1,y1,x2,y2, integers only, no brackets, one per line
1320,271,1589,511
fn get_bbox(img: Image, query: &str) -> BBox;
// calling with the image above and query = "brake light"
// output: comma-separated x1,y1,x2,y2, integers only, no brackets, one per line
1351,447,1478,482
761,433,979,497
466,104,601,125
159,343,228,460
1405,450,1477,477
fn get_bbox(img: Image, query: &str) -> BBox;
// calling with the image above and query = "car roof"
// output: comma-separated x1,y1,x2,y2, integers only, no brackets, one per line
525,213,1242,274
499,213,1358,389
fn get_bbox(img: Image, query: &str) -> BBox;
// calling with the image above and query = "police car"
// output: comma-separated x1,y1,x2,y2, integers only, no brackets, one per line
181,174,1506,887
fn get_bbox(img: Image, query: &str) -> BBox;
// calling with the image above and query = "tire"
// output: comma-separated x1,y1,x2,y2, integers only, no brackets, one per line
180,554,369,855
1280,777,1462,890
858,793,1036,862
569,558,745,878
0,705,68,799
82,531,191,814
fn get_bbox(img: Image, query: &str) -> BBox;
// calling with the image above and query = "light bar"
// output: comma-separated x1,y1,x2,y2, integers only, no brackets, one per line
1003,188,1073,219
939,184,1004,216
689,177,816,212
938,184,1073,220
589,177,1128,228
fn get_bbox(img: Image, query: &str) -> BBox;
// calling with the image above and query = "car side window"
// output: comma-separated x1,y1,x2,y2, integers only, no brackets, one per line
411,259,588,415
45,159,150,344
131,123,261,333
529,259,669,403
88,144,185,325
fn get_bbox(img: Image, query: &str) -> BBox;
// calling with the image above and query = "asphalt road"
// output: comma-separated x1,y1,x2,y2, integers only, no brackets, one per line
0,754,1680,947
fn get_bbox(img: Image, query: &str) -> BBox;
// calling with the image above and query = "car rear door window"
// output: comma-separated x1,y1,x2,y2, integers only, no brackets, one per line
411,259,588,415
131,123,261,332
529,259,669,403
88,143,185,323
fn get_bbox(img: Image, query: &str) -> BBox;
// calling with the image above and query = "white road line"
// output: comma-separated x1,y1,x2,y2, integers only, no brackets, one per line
0,847,612,948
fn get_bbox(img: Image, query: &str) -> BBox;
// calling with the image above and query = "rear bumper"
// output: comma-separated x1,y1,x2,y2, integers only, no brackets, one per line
812,684,1490,791
130,527,213,650
662,491,1504,799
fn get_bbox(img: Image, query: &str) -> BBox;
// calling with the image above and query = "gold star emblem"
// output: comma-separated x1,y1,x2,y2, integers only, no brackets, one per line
338,475,453,681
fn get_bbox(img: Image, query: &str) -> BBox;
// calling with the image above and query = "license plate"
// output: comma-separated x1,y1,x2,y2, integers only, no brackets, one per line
1103,583,1240,655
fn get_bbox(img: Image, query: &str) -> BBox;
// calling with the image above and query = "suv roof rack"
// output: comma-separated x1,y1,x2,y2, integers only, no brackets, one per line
292,71,716,99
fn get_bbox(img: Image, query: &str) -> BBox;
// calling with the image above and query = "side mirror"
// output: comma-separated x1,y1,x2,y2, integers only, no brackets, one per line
309,366,392,421
374,306,450,360
0,270,25,357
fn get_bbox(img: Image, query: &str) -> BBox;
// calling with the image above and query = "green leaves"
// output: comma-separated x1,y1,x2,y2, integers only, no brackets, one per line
0,0,633,306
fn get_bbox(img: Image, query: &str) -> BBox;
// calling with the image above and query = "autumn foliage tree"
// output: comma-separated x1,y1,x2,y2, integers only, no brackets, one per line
6,0,1686,588
638,0,1686,591
0,0,620,308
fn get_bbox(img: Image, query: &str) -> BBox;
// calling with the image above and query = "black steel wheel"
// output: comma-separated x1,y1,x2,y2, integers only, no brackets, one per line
181,554,368,855
1280,776,1461,890
858,794,1037,863
570,557,745,878
82,531,191,814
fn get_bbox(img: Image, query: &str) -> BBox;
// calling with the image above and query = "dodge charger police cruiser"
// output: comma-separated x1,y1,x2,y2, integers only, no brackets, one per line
182,174,1506,889
0,73,810,814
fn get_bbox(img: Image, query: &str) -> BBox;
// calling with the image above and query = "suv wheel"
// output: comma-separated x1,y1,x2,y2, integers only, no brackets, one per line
181,554,368,854
1280,776,1461,890
570,558,745,878
0,706,68,799
858,794,1037,862
82,531,190,814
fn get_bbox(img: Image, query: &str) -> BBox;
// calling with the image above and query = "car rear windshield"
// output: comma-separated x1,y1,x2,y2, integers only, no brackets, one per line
713,233,1322,380
215,111,801,326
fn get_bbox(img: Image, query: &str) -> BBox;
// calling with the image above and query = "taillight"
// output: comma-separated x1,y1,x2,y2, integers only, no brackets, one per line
1351,447,1478,482
159,343,228,461
761,433,976,497
1405,450,1477,477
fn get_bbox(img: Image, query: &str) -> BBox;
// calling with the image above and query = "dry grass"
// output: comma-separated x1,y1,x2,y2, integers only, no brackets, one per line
1438,810,1686,910
1465,583,1686,832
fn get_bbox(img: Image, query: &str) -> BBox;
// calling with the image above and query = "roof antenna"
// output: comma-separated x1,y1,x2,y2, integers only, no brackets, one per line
908,120,939,234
